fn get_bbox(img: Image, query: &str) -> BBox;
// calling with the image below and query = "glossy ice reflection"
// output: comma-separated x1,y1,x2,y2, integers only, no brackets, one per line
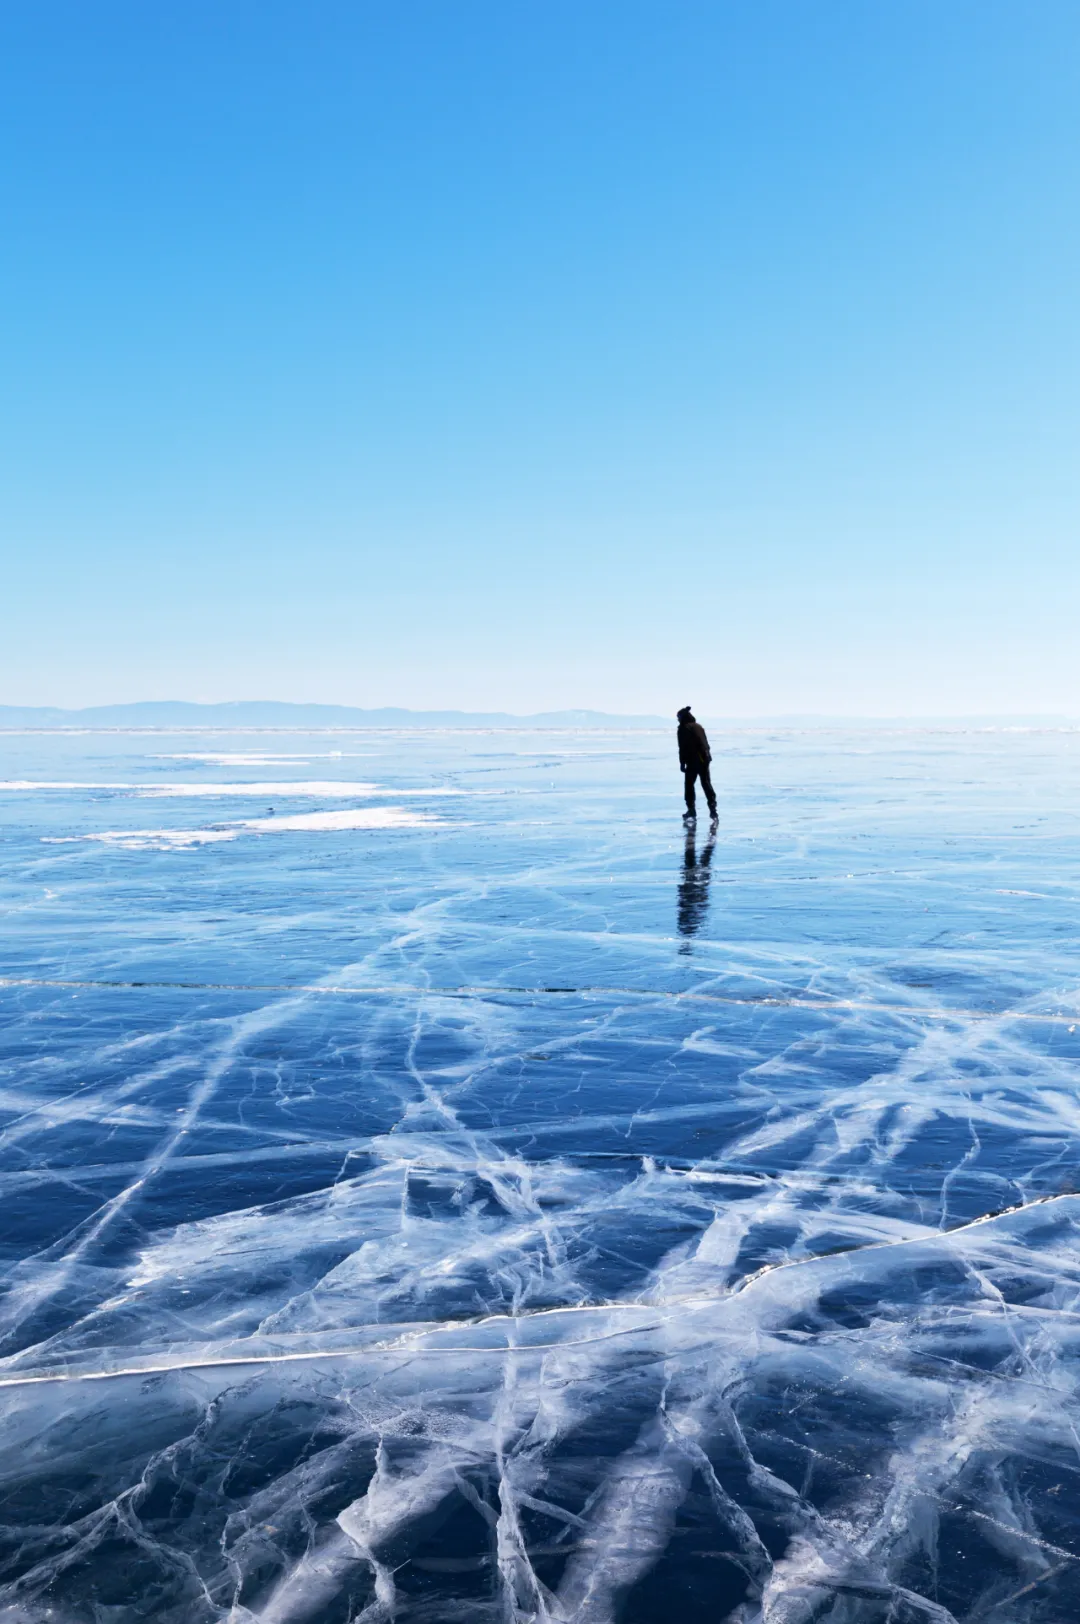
677,821,716,944
2,725,1080,1622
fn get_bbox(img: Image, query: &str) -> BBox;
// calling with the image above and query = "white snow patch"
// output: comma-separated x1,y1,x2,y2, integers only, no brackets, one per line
41,806,443,851
1,781,462,797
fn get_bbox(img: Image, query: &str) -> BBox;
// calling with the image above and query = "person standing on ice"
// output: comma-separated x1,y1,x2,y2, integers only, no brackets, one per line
677,706,717,821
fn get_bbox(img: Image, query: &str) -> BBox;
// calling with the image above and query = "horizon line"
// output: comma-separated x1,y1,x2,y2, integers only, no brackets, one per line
3,700,1080,728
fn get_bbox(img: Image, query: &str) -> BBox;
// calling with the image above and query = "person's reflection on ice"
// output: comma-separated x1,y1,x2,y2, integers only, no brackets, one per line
677,820,716,947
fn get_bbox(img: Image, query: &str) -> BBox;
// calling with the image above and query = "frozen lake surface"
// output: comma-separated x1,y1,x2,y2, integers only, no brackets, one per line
2,725,1080,1623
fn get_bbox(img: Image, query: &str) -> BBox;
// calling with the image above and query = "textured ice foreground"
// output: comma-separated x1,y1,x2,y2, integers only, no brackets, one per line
2,724,1080,1622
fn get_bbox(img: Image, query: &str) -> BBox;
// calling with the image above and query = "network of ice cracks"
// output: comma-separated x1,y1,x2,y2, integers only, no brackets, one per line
2,726,1080,1623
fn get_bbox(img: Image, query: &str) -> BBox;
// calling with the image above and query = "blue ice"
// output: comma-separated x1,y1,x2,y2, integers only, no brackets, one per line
1,724,1079,1622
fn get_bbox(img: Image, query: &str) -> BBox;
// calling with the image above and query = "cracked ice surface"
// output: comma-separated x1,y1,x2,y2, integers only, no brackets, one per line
2,726,1080,1622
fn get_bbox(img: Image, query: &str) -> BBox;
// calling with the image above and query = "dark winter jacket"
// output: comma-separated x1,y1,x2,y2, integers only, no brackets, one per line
678,719,712,771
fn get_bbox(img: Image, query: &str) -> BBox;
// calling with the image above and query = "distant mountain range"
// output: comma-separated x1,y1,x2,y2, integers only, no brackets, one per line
0,701,670,729
1,702,1076,731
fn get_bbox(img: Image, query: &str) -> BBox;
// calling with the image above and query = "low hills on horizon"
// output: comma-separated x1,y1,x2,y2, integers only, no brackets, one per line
0,701,1077,731
0,701,668,729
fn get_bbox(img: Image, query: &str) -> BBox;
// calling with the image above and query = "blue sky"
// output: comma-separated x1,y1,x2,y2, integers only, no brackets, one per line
2,1,1079,715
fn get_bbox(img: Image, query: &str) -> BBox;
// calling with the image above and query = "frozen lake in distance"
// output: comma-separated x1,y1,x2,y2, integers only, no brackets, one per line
2,724,1080,1623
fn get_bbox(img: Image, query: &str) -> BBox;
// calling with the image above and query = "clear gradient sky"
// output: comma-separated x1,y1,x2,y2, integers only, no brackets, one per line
2,2,1079,716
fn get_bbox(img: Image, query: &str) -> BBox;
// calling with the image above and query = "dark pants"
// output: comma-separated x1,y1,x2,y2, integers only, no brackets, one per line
683,763,717,815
